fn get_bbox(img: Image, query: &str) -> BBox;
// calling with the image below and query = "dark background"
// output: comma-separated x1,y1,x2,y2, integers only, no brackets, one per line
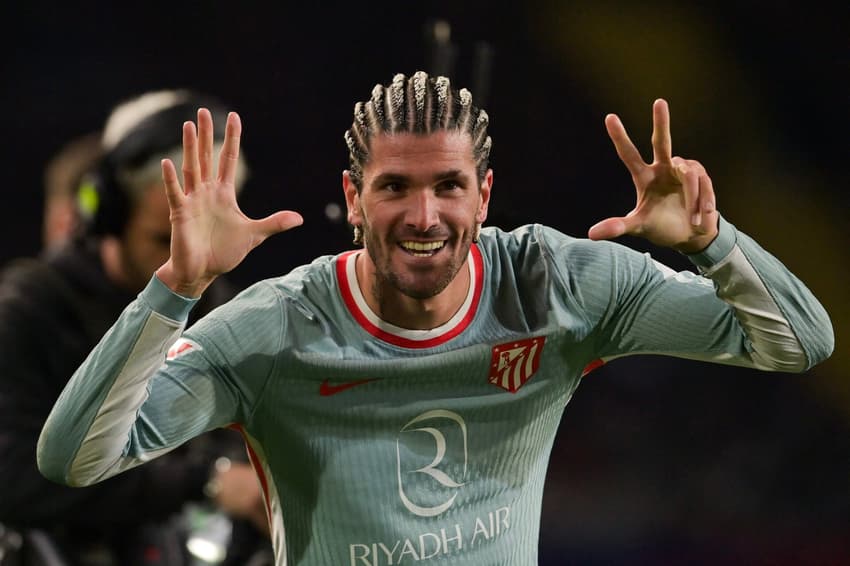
3,1,848,563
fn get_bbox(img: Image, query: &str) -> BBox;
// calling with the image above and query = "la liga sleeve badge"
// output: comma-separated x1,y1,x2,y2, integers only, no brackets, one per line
166,337,202,360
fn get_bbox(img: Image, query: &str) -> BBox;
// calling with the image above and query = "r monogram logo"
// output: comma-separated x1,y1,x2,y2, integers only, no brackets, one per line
396,409,468,518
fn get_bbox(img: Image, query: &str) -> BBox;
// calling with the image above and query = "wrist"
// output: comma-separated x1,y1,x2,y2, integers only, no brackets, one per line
674,215,720,254
674,232,717,254
156,260,213,298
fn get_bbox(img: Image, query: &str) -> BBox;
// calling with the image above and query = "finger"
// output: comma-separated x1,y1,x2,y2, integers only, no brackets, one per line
181,121,201,193
587,214,641,241
672,157,701,226
605,113,645,176
197,108,215,182
696,171,717,231
651,99,673,165
161,158,185,210
217,112,242,185
251,210,304,241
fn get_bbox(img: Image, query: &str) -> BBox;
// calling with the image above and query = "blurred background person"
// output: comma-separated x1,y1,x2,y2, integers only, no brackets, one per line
0,89,271,566
41,132,103,252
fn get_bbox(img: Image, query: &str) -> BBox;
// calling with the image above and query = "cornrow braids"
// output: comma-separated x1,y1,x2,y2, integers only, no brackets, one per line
345,71,492,192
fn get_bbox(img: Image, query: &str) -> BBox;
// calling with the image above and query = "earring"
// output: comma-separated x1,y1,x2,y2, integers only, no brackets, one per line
472,223,481,244
352,225,363,246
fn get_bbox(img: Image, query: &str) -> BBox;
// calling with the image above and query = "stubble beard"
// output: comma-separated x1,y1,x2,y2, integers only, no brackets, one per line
363,225,473,304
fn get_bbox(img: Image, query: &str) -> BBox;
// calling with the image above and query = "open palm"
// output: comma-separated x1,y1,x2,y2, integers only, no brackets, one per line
157,109,303,297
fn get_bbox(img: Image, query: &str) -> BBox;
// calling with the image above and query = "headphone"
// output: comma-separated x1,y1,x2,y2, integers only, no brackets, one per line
77,92,229,238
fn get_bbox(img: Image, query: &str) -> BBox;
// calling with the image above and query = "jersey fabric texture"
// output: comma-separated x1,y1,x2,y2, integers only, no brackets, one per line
38,218,833,566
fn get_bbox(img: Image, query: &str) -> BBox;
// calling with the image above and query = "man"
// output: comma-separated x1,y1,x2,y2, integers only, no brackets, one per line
0,89,267,565
37,72,833,565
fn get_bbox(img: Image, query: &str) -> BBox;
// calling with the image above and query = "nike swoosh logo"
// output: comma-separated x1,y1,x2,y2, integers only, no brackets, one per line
319,378,380,397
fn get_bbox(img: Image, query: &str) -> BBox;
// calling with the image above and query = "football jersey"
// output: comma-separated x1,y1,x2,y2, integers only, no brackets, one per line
38,218,833,565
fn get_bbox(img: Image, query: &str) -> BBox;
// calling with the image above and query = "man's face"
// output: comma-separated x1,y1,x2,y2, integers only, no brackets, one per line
345,130,491,300
118,183,172,292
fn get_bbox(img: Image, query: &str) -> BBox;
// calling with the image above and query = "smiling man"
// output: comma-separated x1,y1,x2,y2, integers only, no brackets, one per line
38,71,833,565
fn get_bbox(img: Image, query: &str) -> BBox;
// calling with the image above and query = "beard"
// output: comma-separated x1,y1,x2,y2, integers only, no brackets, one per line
362,223,473,302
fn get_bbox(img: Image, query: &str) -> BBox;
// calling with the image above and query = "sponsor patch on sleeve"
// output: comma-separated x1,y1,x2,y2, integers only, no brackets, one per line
166,338,202,360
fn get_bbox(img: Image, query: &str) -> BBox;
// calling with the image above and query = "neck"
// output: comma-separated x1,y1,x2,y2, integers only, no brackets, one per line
355,251,471,330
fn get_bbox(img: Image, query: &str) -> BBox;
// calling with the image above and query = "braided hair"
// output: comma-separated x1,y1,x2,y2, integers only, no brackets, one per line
344,71,492,192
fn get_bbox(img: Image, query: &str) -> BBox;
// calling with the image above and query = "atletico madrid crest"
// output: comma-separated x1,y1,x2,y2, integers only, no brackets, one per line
488,337,545,393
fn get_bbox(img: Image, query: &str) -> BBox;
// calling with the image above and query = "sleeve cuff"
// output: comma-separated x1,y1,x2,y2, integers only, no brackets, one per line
138,274,200,322
685,215,738,271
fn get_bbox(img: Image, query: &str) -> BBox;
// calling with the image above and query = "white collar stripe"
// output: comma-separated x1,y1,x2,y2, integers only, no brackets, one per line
337,247,483,348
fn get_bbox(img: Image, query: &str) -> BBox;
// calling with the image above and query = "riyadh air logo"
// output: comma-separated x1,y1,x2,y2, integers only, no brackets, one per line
396,410,468,518
166,338,201,360
488,337,545,393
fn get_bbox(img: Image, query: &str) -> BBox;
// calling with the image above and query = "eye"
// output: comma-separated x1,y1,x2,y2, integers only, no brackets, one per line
437,179,462,192
382,182,403,192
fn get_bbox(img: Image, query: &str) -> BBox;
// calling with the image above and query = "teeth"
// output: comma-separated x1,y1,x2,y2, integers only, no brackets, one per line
400,241,445,252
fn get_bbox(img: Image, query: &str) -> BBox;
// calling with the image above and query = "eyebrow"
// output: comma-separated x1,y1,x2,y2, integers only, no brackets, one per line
371,169,470,186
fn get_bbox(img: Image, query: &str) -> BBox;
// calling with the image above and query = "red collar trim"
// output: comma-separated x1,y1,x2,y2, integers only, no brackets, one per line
335,245,483,349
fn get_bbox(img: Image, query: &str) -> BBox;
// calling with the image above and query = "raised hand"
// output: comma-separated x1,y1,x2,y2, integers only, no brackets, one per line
588,99,719,253
156,109,303,297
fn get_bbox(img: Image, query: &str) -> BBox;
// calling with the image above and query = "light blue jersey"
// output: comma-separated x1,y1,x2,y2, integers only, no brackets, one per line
38,218,833,565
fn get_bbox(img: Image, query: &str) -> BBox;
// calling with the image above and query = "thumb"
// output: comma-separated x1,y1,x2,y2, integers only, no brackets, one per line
252,210,304,239
588,215,639,241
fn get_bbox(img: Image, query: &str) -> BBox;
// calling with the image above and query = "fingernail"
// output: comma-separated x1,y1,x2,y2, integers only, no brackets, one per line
691,213,701,226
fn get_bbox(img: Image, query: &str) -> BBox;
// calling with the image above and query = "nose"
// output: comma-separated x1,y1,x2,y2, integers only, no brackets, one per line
405,189,440,233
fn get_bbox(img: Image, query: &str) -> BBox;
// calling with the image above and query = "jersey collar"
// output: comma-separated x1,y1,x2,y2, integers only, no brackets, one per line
336,245,483,349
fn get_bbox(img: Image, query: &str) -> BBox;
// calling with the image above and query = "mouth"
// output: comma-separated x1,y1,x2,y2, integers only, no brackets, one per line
398,240,446,257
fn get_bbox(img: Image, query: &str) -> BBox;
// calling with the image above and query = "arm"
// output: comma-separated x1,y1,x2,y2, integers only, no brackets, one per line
38,109,302,486
37,274,286,487
572,218,833,372
583,100,833,371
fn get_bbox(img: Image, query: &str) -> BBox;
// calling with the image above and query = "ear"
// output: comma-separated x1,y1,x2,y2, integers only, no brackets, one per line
342,170,362,225
476,169,493,224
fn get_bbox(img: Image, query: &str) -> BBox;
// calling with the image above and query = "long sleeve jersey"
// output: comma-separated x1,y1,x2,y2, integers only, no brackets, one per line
38,218,833,565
